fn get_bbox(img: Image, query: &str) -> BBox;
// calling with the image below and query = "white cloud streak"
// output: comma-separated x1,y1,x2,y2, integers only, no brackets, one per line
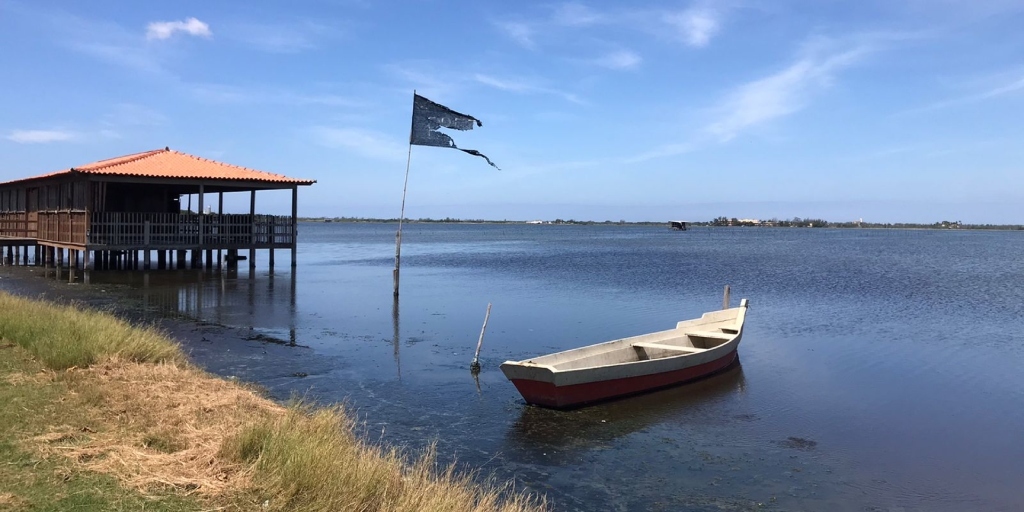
311,127,406,161
496,4,725,51
225,20,341,53
662,8,719,47
6,129,78,144
189,84,363,107
552,3,604,26
593,50,641,70
497,21,536,49
706,46,868,141
146,17,211,40
474,74,585,104
906,75,1024,114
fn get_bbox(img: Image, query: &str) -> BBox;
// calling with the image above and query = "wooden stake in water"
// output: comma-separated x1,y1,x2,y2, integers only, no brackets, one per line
470,303,492,373
723,284,731,310
393,91,417,297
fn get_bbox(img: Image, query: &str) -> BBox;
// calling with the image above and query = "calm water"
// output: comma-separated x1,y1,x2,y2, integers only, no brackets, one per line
4,223,1024,511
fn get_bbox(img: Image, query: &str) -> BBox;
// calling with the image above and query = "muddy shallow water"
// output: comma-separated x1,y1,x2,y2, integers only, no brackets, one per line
3,224,1023,511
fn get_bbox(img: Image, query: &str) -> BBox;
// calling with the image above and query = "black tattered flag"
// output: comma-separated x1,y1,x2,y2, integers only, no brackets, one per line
410,94,499,169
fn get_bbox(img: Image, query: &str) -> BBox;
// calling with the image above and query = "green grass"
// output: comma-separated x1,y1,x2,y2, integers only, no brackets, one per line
0,291,546,512
0,342,201,511
0,292,184,370
222,406,545,512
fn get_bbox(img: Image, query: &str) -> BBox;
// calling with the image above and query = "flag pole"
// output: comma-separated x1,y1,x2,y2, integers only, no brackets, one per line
394,90,416,297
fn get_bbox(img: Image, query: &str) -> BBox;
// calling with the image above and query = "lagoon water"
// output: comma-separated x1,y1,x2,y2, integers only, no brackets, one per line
5,223,1024,511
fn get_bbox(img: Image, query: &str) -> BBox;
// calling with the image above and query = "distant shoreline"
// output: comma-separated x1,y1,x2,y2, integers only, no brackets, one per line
299,217,1024,231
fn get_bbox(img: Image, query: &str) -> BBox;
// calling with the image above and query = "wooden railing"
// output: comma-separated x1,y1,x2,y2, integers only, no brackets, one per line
4,211,295,248
36,211,89,245
88,213,294,247
0,212,30,238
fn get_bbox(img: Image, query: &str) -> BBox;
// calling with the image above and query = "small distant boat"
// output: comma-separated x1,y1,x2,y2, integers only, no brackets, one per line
500,299,749,409
669,220,688,230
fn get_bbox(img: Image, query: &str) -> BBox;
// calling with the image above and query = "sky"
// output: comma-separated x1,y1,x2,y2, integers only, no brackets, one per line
1,0,1022,223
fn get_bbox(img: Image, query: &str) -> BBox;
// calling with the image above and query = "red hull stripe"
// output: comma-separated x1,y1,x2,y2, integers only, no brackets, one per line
510,349,738,408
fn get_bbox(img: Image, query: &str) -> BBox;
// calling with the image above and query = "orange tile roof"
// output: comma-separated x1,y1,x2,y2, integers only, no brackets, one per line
3,148,316,186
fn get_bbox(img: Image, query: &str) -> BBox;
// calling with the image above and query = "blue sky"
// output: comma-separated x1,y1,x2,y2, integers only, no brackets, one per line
1,0,1022,223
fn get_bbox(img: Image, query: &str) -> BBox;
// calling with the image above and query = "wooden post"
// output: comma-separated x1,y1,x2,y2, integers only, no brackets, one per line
83,250,90,285
144,221,151,269
249,190,256,271
218,191,224,268
158,250,166,270
291,185,298,268
470,303,493,373
198,184,205,247
394,141,413,297
723,284,731,310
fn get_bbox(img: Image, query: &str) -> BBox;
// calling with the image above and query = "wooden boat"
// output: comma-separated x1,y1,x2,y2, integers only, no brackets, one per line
500,299,749,409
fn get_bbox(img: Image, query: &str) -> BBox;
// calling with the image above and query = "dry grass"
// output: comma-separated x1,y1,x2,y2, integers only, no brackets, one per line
32,359,281,497
1,291,547,511
0,491,25,508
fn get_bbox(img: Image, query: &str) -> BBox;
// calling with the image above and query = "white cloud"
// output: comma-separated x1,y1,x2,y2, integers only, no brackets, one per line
706,46,867,141
906,75,1024,114
311,127,406,161
662,8,719,47
146,17,212,41
497,21,536,49
6,129,78,144
474,74,584,104
622,142,695,163
593,50,641,70
552,3,604,26
189,84,362,107
225,20,339,53
473,74,533,93
73,41,165,73
102,103,167,127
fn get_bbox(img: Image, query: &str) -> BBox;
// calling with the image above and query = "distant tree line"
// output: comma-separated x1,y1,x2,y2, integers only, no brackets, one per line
299,216,1023,230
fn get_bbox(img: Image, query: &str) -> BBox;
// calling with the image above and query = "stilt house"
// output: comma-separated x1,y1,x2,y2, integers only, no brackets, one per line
0,148,316,272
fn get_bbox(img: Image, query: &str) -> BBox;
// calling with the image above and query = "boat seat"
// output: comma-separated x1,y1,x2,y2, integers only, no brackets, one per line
632,342,706,353
684,330,734,339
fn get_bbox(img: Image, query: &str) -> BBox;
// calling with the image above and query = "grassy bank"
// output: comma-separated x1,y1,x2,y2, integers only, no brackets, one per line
0,291,545,511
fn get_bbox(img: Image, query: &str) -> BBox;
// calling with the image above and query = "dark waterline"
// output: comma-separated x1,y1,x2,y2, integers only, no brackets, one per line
2,223,1022,511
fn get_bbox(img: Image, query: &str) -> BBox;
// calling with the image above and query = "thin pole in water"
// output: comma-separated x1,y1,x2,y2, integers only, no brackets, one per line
394,90,416,297
471,303,492,373
723,284,731,310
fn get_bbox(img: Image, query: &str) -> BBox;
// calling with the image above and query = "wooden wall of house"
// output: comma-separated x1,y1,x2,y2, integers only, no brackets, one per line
0,187,25,212
1,180,182,214
1,179,90,213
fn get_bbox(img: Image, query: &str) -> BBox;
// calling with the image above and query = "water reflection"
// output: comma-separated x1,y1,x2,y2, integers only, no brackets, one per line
392,297,401,380
505,361,746,462
84,269,300,346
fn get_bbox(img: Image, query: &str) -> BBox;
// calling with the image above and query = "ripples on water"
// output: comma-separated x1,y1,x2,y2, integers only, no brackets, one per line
5,223,1022,511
